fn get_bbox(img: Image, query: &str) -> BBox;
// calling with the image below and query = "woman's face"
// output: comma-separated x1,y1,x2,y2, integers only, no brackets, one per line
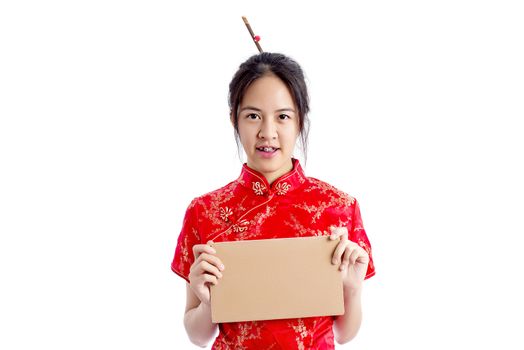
236,73,300,184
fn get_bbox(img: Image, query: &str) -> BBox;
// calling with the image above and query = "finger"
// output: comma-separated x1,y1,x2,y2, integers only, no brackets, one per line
192,244,216,260
329,226,348,240
332,241,349,264
198,253,225,271
348,248,360,265
199,261,224,279
355,246,370,265
192,243,217,260
329,226,339,240
340,245,354,270
201,273,219,286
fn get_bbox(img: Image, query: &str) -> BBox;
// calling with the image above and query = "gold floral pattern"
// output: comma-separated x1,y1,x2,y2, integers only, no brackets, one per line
213,321,264,350
251,205,277,238
232,219,250,233
219,206,233,222
252,181,267,196
198,181,242,229
287,318,319,350
179,230,190,266
274,181,291,195
304,178,355,205
358,239,374,271
283,212,325,237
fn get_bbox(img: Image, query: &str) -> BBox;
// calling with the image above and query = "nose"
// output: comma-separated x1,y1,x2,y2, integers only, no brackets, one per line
258,118,277,140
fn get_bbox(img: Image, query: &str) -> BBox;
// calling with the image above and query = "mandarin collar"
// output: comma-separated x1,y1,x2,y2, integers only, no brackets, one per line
236,158,307,197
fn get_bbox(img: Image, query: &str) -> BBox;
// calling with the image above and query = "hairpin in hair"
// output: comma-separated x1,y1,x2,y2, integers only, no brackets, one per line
242,16,263,53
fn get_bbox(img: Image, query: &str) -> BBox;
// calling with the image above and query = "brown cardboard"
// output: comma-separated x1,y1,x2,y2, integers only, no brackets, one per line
209,236,344,323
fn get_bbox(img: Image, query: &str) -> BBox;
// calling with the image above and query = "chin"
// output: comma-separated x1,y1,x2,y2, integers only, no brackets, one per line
252,157,289,173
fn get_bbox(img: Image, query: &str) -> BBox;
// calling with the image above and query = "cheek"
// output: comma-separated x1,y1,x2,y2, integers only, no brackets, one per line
237,125,255,148
283,125,300,144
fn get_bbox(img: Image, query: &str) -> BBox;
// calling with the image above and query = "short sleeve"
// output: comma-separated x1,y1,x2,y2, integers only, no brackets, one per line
170,198,202,283
349,199,375,279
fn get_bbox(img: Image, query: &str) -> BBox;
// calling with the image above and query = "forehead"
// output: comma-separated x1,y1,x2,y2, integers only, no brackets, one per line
240,74,295,108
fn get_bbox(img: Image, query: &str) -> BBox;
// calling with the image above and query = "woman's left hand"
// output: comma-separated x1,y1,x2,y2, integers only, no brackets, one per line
329,226,369,291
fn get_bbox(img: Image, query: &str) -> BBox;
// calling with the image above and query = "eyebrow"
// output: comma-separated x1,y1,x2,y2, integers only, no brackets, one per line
239,106,296,113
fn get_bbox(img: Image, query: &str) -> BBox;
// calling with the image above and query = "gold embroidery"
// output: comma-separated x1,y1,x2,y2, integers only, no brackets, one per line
232,219,250,233
214,321,263,349
219,206,233,222
358,239,374,270
180,231,189,265
304,178,355,206
284,212,323,237
292,202,330,223
298,173,306,184
198,181,241,229
292,178,355,226
181,219,198,260
235,195,249,213
288,318,318,350
251,204,277,238
252,181,267,196
274,181,291,195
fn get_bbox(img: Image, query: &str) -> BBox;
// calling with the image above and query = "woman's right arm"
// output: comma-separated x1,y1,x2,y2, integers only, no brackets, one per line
184,284,217,347
183,242,225,347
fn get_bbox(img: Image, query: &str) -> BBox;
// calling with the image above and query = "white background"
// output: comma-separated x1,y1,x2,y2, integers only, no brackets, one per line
1,1,523,349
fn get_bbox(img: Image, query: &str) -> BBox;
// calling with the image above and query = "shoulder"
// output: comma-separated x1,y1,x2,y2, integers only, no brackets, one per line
189,179,243,209
304,176,357,206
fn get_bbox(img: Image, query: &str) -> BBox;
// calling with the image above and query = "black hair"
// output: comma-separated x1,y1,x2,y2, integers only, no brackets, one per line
228,52,310,163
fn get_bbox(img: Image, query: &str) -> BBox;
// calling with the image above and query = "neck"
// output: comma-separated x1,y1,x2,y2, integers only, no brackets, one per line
249,159,294,185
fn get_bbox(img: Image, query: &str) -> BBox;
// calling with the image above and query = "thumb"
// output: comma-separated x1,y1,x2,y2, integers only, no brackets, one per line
329,226,347,240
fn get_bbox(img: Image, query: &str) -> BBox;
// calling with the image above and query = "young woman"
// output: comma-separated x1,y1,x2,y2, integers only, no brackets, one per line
171,52,375,349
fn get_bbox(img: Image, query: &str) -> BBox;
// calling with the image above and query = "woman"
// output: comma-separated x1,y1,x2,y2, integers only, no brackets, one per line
171,52,375,349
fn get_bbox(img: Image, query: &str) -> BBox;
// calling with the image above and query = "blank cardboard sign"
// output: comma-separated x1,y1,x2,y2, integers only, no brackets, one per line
209,235,344,323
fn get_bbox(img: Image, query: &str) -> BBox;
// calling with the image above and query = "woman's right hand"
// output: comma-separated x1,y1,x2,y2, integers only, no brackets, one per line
188,240,225,306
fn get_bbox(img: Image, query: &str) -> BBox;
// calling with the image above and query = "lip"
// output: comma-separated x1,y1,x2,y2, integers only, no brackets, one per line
255,147,279,159
256,145,279,149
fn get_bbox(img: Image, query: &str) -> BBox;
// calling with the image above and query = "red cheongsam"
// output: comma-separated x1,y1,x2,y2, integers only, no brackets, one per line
171,158,375,349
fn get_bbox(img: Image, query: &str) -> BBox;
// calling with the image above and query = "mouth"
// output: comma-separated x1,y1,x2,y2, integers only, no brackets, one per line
256,146,280,153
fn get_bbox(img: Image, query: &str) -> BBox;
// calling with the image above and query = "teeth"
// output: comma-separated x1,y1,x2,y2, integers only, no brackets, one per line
260,147,275,152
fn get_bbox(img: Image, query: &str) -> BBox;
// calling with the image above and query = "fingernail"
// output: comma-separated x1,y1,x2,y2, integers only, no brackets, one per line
220,264,225,271
332,259,336,264
341,265,345,271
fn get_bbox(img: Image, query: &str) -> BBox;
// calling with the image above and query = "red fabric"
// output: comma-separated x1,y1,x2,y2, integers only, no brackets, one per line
171,159,375,349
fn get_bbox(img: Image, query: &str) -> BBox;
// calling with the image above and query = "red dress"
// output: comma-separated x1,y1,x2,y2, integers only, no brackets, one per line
171,159,375,349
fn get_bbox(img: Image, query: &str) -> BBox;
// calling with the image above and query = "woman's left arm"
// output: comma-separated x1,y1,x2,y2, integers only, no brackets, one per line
329,226,370,344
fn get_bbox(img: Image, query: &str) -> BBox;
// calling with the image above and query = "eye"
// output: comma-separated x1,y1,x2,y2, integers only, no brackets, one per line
246,113,260,120
279,114,291,120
